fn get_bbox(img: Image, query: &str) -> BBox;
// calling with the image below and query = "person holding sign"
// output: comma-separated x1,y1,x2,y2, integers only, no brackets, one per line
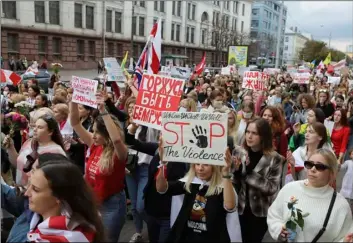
70,91,127,243
233,118,284,242
156,140,241,242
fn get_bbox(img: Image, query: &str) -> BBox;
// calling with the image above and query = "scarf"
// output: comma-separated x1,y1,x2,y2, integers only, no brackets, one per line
27,204,95,243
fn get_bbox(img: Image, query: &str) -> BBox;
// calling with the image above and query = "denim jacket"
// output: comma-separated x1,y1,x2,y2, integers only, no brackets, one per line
1,184,33,242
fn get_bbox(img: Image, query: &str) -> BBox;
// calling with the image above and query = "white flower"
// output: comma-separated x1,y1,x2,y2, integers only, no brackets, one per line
51,63,63,68
14,101,32,108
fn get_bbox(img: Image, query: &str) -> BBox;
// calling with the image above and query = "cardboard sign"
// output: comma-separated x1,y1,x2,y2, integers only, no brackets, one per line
161,112,228,165
133,74,185,130
242,71,266,90
103,57,127,82
327,76,340,85
221,67,231,75
292,73,310,84
263,68,280,75
71,76,98,108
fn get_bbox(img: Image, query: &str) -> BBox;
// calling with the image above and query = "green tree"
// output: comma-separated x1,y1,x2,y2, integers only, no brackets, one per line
299,40,347,63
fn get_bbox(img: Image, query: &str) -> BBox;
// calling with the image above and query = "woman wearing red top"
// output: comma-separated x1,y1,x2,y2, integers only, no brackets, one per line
70,91,127,242
331,109,350,162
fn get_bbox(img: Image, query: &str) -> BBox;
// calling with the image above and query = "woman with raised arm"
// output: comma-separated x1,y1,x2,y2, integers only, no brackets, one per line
70,90,127,242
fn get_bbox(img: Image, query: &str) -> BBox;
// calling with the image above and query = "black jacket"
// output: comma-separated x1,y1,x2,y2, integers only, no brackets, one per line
125,131,187,219
316,102,335,118
105,98,128,123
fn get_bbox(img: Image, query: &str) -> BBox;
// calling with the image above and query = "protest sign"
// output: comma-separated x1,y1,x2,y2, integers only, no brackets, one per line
103,57,127,82
238,67,250,77
71,76,98,108
263,68,280,75
242,71,266,91
161,112,228,165
170,66,191,80
292,73,310,84
133,74,185,130
327,76,341,85
221,66,231,75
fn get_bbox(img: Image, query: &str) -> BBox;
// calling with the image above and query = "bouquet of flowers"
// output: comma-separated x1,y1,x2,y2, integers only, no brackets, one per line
51,63,63,74
3,112,29,147
14,101,32,118
285,196,310,242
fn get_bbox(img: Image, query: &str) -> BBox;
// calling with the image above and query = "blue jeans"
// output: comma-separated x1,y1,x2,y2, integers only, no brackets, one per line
125,163,149,233
146,214,170,243
100,191,126,242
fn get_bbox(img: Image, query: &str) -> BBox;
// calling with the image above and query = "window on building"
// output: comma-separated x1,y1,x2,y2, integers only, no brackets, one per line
7,33,19,54
233,1,239,14
132,16,137,35
74,3,82,28
252,9,258,15
191,4,196,20
242,3,245,16
171,23,175,41
191,27,195,43
269,12,272,19
115,12,122,33
160,1,165,12
35,1,45,23
224,1,230,10
251,20,259,27
177,1,181,16
2,1,16,19
88,41,95,60
139,17,145,36
201,29,206,44
234,18,237,31
285,36,289,42
49,1,60,25
187,3,191,19
284,45,288,50
107,42,114,56
283,10,287,16
154,1,158,11
214,1,220,6
117,43,123,57
52,37,61,57
176,24,180,42
172,1,176,15
241,21,244,32
77,40,84,59
106,10,112,32
133,44,138,58
38,36,48,55
186,27,190,43
140,1,145,7
86,6,94,29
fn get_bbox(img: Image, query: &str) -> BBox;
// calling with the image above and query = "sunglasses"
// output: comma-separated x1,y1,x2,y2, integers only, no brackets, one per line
319,89,328,93
304,161,330,172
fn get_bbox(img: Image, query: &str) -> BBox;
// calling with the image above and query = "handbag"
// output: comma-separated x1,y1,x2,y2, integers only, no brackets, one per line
311,191,337,243
126,151,139,173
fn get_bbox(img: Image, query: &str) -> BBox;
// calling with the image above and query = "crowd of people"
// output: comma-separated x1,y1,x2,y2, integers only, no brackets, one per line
1,65,353,243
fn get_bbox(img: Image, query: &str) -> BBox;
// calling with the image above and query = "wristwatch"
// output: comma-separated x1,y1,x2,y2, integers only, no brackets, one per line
222,174,233,180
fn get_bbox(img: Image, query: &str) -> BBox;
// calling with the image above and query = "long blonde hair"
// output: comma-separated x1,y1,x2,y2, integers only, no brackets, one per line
228,110,238,143
183,164,223,197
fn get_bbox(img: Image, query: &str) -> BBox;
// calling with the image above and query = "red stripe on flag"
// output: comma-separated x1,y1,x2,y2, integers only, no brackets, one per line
150,46,160,74
48,216,68,230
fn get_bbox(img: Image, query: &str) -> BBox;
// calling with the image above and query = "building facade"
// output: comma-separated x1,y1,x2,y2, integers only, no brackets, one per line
1,0,252,70
283,27,309,65
346,45,353,58
249,0,287,65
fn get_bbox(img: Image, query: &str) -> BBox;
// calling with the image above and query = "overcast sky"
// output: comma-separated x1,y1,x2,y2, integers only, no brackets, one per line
284,1,353,52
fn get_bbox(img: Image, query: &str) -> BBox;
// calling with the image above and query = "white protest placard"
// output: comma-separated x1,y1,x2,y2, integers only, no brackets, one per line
133,74,185,130
103,57,127,82
263,68,280,75
292,73,311,84
238,67,250,77
324,120,334,136
348,79,353,90
242,71,266,91
71,76,98,108
327,76,341,85
221,66,231,75
170,66,191,80
161,112,228,165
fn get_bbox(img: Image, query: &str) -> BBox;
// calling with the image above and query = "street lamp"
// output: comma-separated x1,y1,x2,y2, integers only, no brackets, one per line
320,25,332,48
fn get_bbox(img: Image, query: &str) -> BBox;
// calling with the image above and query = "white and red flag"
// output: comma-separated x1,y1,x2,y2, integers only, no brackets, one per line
190,52,206,80
134,18,162,88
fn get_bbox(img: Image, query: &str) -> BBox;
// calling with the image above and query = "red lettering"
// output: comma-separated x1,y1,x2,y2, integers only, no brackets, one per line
163,122,190,145
163,122,179,145
209,123,225,148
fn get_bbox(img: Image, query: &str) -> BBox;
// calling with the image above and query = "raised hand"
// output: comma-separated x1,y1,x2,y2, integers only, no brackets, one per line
189,125,208,148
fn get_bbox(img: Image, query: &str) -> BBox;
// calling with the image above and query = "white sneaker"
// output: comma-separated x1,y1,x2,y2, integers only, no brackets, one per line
129,233,142,243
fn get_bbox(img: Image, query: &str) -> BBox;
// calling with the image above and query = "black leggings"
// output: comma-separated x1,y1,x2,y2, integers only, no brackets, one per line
239,206,268,243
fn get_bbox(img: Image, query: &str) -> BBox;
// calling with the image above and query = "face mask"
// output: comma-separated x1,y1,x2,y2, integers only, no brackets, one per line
179,107,187,112
212,100,223,109
243,112,253,119
3,91,8,97
28,128,34,138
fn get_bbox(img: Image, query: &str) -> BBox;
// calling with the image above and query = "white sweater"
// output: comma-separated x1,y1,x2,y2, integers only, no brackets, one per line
267,180,353,242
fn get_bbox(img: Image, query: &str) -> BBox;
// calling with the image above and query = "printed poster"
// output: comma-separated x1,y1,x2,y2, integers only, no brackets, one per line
161,112,228,165
228,46,248,67
103,57,127,82
292,73,310,84
132,74,185,130
71,76,98,108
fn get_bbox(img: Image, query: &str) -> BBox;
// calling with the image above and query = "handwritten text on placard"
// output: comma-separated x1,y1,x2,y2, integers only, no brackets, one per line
242,71,267,91
161,112,228,165
71,76,98,108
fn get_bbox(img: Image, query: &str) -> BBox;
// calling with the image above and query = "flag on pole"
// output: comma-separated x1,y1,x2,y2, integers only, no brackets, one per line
133,18,162,89
121,51,128,70
323,52,331,65
190,52,206,80
316,60,324,70
310,60,316,68
332,58,347,71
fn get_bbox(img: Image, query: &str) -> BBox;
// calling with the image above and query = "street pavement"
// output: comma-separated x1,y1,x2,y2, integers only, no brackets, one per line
58,69,99,81
119,219,148,242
